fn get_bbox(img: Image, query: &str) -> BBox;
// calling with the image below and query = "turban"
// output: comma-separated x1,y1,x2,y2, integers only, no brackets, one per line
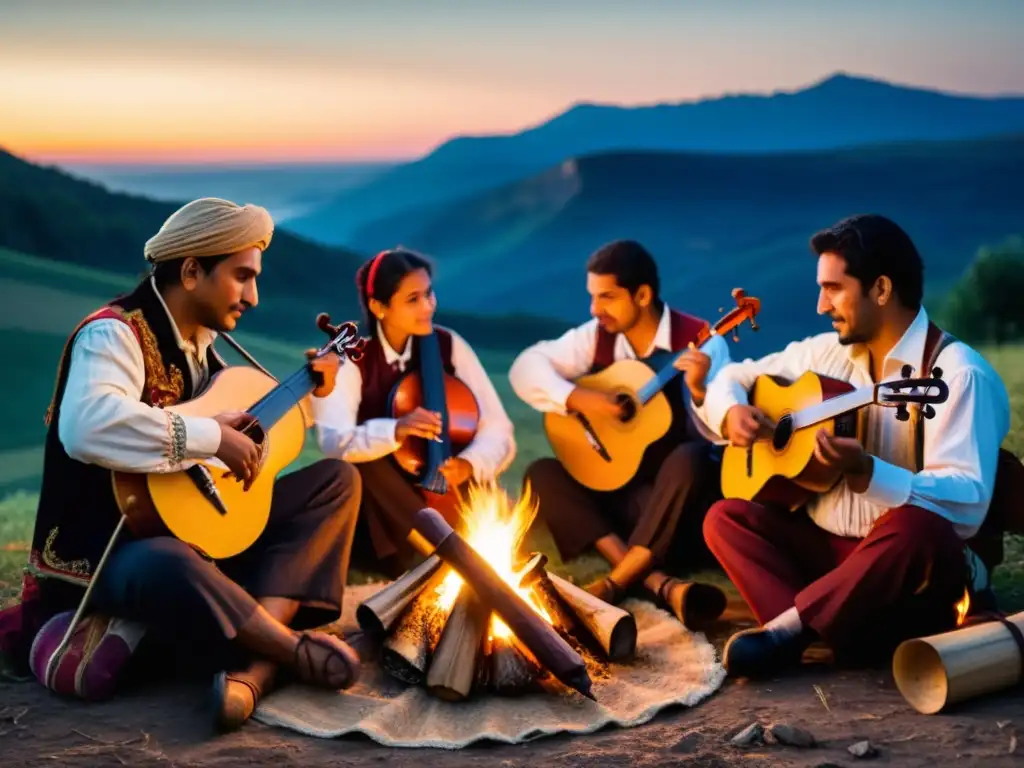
144,197,274,264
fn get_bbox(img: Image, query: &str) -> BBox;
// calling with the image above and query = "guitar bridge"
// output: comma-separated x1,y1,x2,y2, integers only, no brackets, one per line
186,464,228,516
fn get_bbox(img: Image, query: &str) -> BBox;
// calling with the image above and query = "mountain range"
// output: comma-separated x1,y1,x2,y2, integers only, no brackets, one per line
287,73,1024,247
345,133,1024,355
0,148,568,350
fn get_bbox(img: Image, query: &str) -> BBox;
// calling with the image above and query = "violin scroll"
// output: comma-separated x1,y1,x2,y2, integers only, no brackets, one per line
705,287,762,345
315,312,367,363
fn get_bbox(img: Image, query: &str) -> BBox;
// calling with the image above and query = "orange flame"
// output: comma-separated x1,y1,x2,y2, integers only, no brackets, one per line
955,587,971,627
432,481,552,638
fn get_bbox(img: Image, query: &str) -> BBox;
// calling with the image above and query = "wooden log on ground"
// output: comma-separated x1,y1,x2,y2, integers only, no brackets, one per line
547,572,637,662
893,611,1024,714
357,554,443,635
413,507,595,700
426,585,491,701
491,632,542,695
517,557,579,637
380,567,451,685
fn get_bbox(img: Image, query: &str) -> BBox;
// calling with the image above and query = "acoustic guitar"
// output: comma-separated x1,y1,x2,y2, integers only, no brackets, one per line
544,288,761,492
720,368,950,510
388,329,480,517
112,314,366,560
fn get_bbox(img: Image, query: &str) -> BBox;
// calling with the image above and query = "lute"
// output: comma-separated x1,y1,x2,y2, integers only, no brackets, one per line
720,367,950,509
113,313,366,560
543,288,761,491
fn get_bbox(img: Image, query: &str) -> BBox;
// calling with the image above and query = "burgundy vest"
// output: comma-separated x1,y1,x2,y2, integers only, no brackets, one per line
355,327,456,422
590,308,708,372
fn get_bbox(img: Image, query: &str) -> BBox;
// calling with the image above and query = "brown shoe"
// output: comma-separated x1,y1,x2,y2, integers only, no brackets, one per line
212,671,262,733
293,631,361,690
660,579,727,630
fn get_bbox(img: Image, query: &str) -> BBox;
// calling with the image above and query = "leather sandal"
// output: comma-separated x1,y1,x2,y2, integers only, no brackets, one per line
293,631,361,690
212,670,262,733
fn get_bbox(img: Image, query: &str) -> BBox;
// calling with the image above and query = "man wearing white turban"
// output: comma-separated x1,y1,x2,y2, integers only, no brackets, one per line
1,198,363,732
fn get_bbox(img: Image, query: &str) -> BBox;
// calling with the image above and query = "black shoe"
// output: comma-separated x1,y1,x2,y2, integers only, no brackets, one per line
722,626,808,679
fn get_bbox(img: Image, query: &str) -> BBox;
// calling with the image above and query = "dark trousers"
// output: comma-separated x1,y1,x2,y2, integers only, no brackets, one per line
353,458,468,576
524,441,722,570
703,500,967,660
88,459,361,674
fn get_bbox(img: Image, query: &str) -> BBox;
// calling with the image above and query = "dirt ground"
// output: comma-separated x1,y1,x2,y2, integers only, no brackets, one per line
2,598,1021,768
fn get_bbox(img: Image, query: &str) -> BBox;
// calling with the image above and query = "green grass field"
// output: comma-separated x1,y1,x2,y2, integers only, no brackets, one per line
1,245,1023,615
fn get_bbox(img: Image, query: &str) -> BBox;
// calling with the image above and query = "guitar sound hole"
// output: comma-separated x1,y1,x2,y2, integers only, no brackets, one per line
246,421,266,446
772,415,792,451
616,393,638,423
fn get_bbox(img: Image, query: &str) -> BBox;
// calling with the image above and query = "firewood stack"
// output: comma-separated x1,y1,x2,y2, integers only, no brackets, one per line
355,508,638,702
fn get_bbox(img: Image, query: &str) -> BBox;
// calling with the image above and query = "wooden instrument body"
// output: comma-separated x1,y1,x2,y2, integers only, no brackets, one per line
112,366,307,560
389,371,481,479
720,371,858,510
543,358,672,492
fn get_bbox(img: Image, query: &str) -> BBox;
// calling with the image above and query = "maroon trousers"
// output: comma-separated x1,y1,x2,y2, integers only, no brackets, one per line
703,500,968,661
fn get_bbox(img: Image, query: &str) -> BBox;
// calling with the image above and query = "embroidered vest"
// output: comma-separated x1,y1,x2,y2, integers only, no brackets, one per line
355,327,456,423
591,308,710,469
31,279,227,587
0,279,227,672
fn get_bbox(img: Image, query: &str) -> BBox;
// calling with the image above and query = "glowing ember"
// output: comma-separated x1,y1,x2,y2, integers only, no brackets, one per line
955,587,971,626
433,481,553,638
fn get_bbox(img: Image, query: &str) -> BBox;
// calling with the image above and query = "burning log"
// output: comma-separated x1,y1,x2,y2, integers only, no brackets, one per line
426,585,490,701
473,632,493,693
491,632,542,695
413,507,596,701
893,604,1024,714
380,567,451,685
547,572,637,662
357,554,444,635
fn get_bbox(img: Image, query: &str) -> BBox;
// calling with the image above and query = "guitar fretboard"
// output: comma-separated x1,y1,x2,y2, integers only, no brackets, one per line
248,367,317,429
789,386,876,430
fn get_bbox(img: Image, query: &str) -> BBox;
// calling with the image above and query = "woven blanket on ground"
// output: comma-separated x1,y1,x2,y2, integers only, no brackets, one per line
253,582,726,749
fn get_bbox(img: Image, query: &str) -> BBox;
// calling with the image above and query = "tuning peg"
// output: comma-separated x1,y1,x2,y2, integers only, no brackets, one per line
750,319,759,332
894,403,910,422
732,330,740,342
931,366,943,379
922,404,936,420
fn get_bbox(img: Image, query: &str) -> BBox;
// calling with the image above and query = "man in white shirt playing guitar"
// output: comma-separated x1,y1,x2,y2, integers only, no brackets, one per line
700,214,1011,678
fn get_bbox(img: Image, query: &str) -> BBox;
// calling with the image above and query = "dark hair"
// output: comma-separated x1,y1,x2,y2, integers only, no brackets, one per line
810,214,924,310
355,247,433,333
151,254,232,290
586,239,661,307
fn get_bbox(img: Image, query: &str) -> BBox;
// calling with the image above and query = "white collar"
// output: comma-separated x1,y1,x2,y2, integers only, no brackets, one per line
624,304,674,358
377,323,413,367
148,276,218,360
845,305,930,378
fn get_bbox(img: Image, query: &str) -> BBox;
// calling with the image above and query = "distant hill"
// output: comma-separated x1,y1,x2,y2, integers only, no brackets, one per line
348,133,1024,357
288,73,1024,246
0,149,568,351
59,161,396,224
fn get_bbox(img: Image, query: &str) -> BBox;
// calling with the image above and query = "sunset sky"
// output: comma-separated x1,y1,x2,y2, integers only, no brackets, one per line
3,0,1023,165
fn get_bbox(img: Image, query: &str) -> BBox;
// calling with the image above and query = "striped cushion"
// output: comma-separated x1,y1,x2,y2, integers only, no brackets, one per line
29,611,146,701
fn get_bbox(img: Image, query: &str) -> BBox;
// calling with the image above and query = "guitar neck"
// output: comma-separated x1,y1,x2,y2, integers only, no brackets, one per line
636,338,707,405
788,385,877,430
247,366,317,429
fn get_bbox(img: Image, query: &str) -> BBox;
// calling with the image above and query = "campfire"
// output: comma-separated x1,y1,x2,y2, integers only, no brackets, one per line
955,587,970,627
355,484,637,702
